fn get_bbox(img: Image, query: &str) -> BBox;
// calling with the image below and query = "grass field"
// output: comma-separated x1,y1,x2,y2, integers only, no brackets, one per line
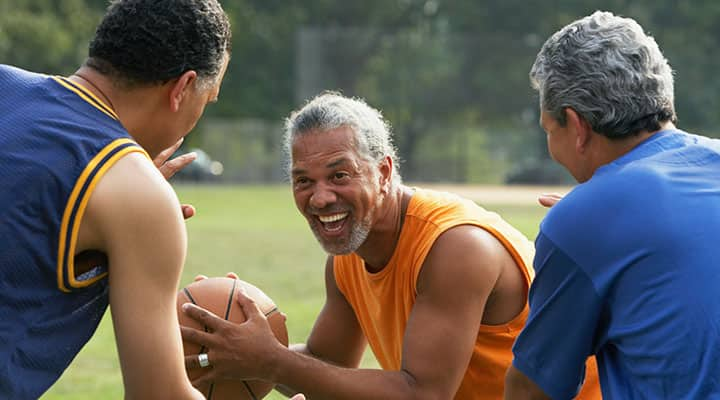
41,183,558,400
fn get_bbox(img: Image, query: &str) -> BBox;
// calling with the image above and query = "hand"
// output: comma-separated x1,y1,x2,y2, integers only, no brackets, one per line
538,193,564,208
153,138,197,219
192,272,240,282
291,395,306,400
180,289,286,384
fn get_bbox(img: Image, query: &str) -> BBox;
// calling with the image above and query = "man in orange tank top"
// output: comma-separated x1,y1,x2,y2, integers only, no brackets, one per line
181,92,600,399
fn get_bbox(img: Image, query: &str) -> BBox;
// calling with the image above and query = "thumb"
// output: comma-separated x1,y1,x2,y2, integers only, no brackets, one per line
235,288,264,322
538,192,564,208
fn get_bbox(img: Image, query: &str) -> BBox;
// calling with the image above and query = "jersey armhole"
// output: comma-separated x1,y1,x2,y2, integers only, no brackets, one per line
56,138,149,292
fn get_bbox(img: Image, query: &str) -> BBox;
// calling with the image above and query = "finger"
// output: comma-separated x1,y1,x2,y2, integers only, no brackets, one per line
159,151,197,180
180,325,216,347
291,395,306,400
181,204,196,220
193,274,209,282
154,137,185,167
184,352,212,370
181,303,225,332
234,288,264,322
538,193,564,208
225,272,239,279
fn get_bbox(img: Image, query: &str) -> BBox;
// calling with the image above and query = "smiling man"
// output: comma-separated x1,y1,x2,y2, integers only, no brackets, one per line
180,92,600,399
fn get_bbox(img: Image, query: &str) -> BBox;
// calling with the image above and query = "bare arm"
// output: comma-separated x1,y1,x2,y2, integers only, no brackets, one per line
276,256,367,397
84,153,202,399
504,365,552,400
182,225,506,400
306,256,368,367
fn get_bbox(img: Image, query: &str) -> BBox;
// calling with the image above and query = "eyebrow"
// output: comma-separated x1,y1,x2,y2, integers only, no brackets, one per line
291,157,350,176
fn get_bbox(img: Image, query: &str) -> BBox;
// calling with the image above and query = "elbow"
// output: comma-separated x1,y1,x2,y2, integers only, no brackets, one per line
399,370,456,400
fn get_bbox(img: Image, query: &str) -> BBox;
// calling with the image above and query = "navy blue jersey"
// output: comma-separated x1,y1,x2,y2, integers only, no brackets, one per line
0,64,147,398
512,130,720,399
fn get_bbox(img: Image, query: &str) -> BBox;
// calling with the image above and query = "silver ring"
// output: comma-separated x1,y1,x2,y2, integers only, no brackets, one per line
198,353,210,368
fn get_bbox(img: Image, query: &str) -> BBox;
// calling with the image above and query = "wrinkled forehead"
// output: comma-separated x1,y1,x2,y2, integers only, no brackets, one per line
291,128,376,175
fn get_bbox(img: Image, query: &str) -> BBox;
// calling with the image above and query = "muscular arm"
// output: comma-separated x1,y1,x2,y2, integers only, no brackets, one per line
185,224,511,399
272,225,506,399
83,153,202,399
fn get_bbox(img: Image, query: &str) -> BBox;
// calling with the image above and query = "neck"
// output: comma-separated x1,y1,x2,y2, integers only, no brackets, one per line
69,67,117,114
357,185,410,273
67,66,167,158
586,121,676,180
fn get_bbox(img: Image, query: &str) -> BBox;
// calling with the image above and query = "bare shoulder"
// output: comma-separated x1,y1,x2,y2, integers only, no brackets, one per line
424,225,508,277
80,151,183,252
417,225,508,297
91,152,180,218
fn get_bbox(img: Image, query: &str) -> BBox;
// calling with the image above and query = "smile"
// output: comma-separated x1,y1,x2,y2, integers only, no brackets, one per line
318,212,348,223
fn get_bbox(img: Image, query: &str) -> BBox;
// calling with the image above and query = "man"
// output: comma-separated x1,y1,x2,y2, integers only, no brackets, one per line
505,11,720,399
181,92,600,399
0,0,231,398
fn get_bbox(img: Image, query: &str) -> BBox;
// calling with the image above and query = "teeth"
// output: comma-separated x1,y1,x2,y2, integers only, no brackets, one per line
318,213,348,223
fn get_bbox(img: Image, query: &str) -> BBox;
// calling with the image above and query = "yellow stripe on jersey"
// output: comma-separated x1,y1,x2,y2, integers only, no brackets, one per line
57,138,150,292
52,77,119,120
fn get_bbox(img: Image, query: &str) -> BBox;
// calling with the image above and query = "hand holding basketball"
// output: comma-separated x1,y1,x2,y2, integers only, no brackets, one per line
177,277,289,399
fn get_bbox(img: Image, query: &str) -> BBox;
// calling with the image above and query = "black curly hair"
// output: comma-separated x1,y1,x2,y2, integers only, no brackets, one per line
87,0,231,87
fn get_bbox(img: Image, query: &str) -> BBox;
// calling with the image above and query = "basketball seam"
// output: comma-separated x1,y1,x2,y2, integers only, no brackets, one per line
264,306,279,317
182,288,197,305
224,279,237,320
207,383,215,399
242,380,259,400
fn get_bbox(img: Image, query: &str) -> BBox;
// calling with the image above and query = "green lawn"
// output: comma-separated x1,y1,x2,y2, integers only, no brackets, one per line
42,184,548,400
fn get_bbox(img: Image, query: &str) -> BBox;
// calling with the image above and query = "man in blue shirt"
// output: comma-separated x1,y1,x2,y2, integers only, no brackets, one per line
505,11,720,399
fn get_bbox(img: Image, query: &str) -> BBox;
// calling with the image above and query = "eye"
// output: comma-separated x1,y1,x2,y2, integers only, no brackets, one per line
333,172,350,181
293,176,310,188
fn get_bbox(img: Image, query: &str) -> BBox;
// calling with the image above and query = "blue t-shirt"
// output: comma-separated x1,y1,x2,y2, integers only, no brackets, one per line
512,130,720,399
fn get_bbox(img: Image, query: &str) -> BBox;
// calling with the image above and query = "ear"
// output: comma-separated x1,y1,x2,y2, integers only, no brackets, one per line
565,108,592,154
378,156,393,193
169,70,198,112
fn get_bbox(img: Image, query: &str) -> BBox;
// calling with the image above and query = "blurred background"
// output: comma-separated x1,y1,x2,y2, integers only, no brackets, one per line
4,1,719,398
3,0,718,186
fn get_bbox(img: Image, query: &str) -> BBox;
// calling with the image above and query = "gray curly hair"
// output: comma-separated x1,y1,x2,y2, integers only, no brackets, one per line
283,92,401,184
530,11,676,138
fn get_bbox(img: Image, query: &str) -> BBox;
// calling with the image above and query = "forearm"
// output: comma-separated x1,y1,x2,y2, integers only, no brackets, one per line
270,348,424,400
275,344,312,398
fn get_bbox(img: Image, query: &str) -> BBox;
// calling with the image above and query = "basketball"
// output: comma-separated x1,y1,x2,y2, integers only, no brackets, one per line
176,277,289,400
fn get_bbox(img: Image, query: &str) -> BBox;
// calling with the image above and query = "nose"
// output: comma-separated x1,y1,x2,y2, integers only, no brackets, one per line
309,183,337,210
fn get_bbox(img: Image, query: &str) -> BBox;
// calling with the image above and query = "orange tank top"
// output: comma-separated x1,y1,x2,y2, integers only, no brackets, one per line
334,188,600,399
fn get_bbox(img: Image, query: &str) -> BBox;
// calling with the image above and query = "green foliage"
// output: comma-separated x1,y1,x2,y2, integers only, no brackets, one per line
0,0,103,74
41,184,548,399
2,0,718,183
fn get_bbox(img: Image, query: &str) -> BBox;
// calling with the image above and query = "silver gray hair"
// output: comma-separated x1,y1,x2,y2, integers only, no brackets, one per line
530,11,676,138
283,91,401,183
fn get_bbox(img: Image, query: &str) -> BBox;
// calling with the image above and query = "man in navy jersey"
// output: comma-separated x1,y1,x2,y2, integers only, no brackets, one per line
0,1,231,398
505,11,720,399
